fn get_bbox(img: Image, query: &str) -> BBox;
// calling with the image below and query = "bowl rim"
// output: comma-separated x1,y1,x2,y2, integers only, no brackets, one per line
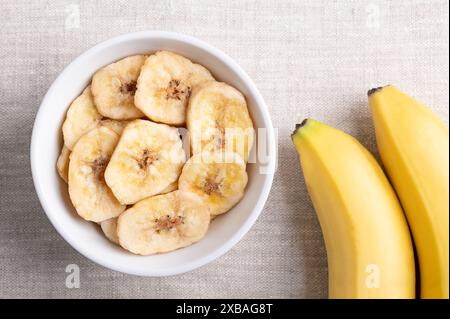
30,30,276,276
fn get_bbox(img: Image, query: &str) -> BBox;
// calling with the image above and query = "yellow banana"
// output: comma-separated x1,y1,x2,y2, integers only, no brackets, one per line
292,119,415,299
369,85,449,299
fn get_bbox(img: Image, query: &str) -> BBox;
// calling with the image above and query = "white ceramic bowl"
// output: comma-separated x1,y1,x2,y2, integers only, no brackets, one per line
31,31,275,276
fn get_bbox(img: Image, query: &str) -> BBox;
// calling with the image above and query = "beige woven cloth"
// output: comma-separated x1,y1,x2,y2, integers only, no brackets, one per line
0,0,448,298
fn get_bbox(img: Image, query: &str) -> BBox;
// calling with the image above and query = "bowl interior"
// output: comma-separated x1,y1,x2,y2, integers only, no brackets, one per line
31,32,275,276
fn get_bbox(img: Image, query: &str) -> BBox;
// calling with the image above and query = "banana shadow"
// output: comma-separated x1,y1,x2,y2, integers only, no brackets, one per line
276,130,328,298
285,98,388,299
325,99,380,161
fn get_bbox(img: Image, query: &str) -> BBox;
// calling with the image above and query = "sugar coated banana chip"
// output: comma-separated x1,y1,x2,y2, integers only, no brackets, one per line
62,86,102,150
68,126,126,222
178,151,248,216
56,146,71,183
187,81,254,162
159,181,178,194
92,55,146,120
134,51,214,125
57,52,254,256
98,119,130,135
104,119,186,205
100,218,119,245
117,191,210,255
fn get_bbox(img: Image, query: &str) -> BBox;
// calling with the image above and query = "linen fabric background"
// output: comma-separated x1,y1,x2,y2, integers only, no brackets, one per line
0,0,448,298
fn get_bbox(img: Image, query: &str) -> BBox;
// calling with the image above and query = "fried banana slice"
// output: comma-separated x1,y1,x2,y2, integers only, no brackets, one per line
178,151,248,216
56,146,71,183
117,191,210,255
98,119,130,135
187,81,254,162
100,218,119,245
134,51,214,125
62,86,102,150
68,127,125,222
92,55,146,120
104,119,186,204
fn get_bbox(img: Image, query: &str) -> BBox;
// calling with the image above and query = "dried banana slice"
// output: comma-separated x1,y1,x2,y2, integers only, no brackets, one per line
187,81,254,162
134,51,214,125
117,191,210,255
178,151,248,216
98,119,129,135
100,218,119,245
104,119,186,205
68,127,126,222
160,181,178,194
62,86,102,150
56,146,71,183
91,55,146,120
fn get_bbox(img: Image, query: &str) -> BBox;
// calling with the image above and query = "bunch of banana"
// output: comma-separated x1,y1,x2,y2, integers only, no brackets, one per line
57,51,253,256
292,86,449,299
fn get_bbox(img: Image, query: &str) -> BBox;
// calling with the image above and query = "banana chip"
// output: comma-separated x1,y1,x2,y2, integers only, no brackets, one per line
187,81,254,162
56,146,71,183
57,52,253,256
62,86,102,150
98,119,130,135
100,218,119,245
105,119,186,205
117,191,210,255
68,127,126,222
135,51,214,125
178,151,248,216
160,181,178,194
92,55,146,120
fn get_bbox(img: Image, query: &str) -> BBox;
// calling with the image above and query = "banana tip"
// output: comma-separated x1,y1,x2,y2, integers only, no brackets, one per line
368,87,384,96
291,119,308,138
